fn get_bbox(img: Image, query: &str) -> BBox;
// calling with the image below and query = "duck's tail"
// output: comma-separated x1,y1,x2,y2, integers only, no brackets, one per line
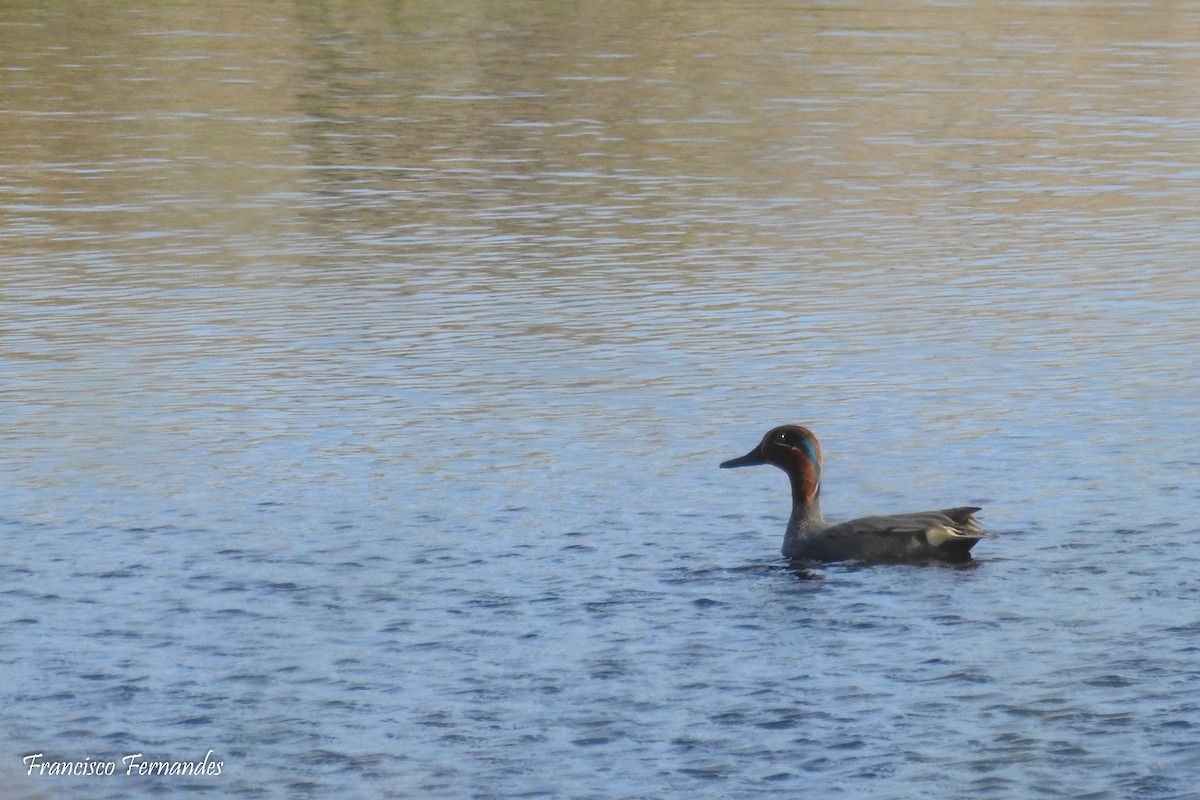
926,506,993,548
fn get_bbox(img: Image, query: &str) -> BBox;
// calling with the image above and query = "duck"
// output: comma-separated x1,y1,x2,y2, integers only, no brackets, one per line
720,424,989,564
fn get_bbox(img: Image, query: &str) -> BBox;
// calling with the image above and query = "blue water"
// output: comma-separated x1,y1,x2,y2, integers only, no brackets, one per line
3,1,1200,798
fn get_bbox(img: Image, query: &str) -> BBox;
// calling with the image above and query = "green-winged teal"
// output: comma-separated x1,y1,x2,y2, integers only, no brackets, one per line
721,424,989,564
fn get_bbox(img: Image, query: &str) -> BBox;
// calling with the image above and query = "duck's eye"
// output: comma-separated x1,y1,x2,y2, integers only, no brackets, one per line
775,431,789,443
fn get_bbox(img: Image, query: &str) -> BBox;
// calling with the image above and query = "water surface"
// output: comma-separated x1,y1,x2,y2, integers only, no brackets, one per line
3,1,1199,798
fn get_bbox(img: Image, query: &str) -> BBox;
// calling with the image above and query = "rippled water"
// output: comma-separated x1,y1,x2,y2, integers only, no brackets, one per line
3,1,1200,798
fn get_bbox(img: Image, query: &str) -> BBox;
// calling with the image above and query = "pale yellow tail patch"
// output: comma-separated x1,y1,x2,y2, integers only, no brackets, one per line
925,524,964,548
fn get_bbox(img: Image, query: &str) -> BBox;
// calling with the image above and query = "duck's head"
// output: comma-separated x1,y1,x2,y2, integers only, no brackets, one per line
720,424,823,505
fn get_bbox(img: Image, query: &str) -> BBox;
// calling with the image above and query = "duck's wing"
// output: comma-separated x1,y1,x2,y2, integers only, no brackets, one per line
796,508,990,563
825,507,990,547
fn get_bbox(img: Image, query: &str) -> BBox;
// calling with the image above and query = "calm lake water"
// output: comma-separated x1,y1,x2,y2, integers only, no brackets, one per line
3,1,1200,797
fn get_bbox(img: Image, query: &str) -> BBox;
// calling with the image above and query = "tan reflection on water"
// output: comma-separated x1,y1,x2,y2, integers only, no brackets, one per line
3,1,1199,265
2,0,1199,446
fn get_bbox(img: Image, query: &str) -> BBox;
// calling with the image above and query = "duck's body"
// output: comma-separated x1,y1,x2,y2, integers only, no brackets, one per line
721,425,988,564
